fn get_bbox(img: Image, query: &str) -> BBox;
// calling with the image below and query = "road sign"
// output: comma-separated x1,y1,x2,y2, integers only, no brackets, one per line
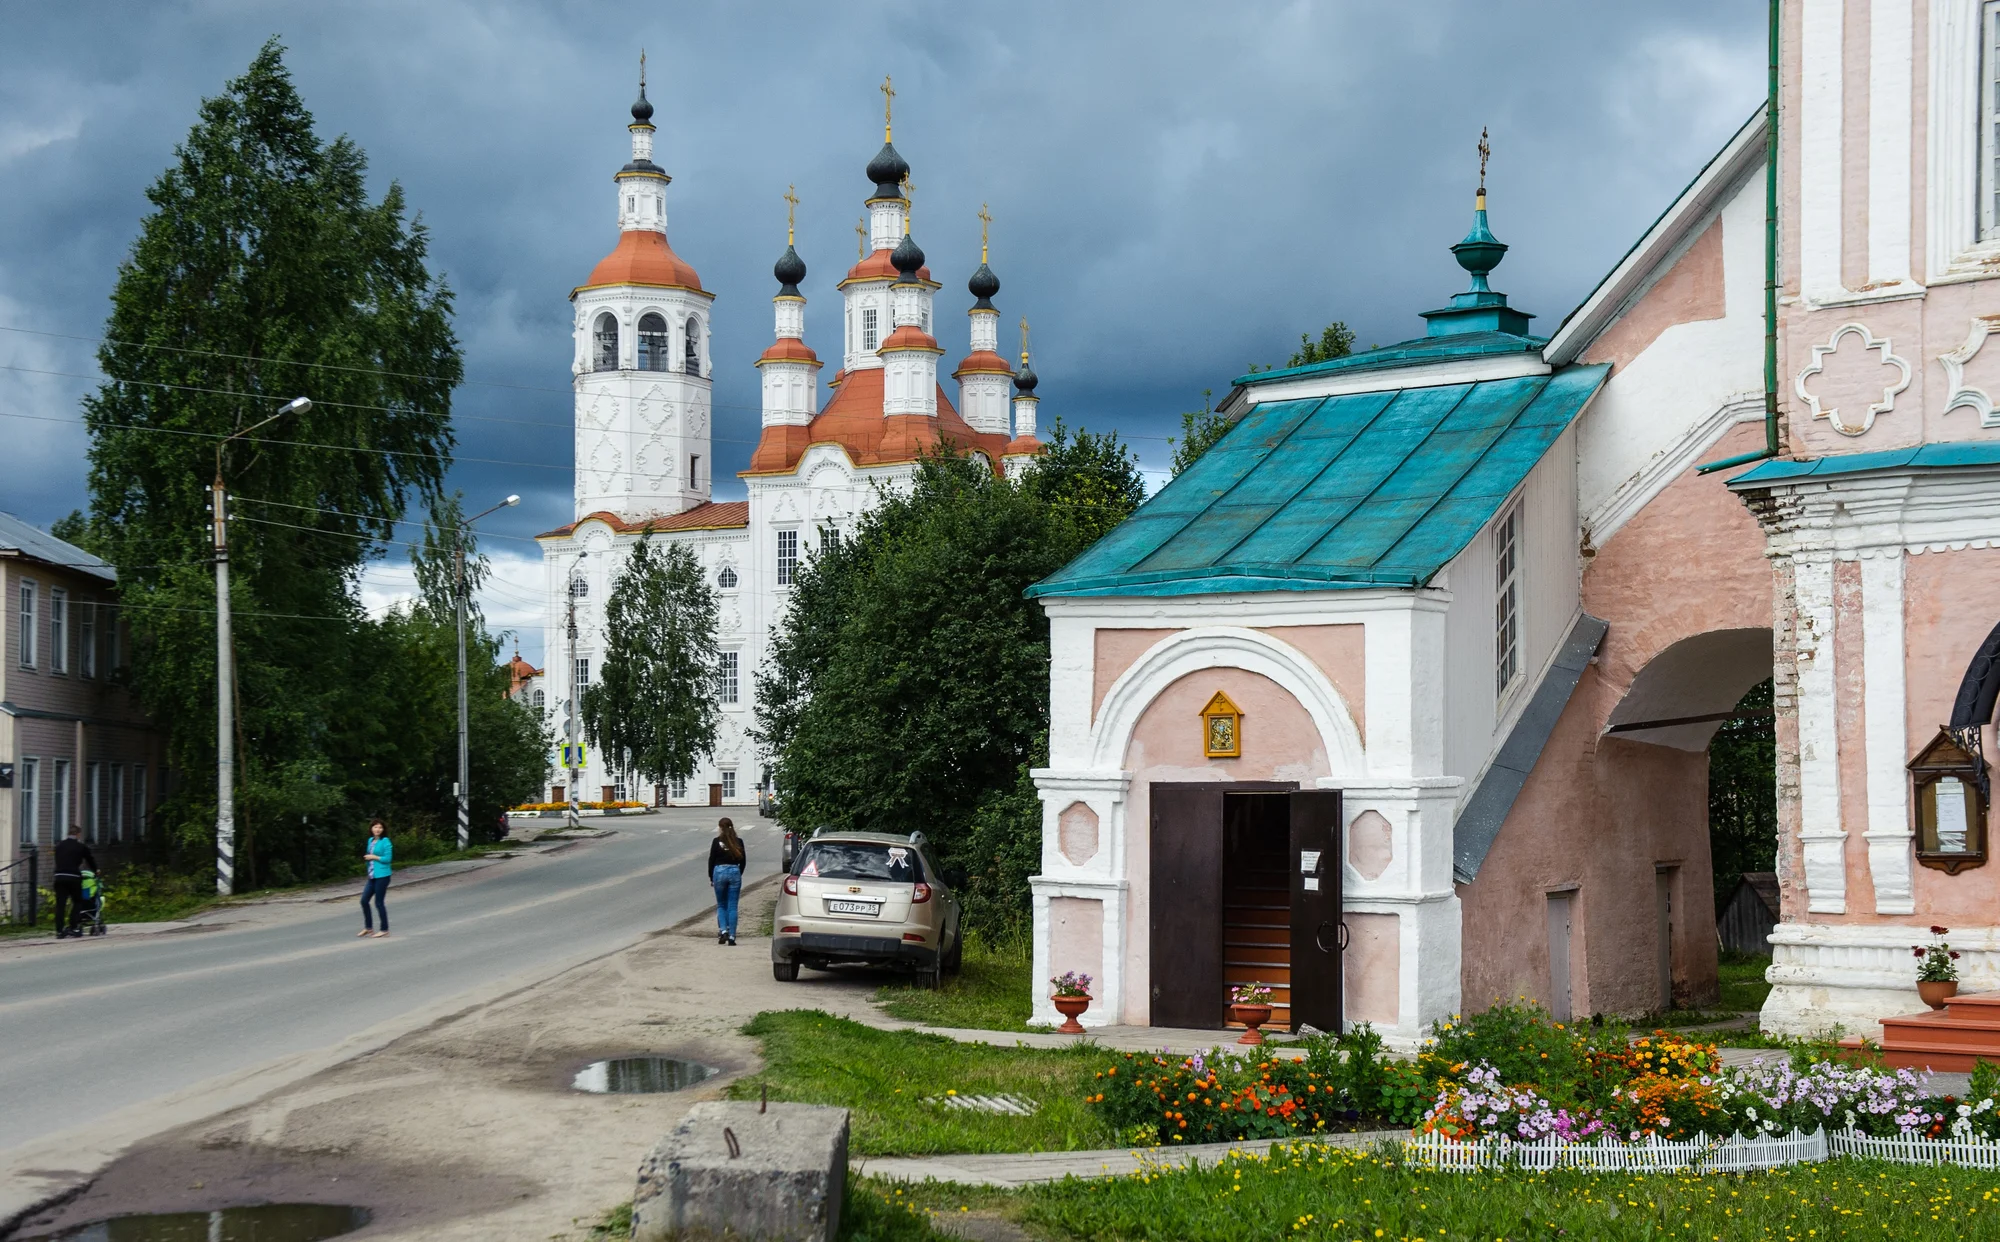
561,743,587,768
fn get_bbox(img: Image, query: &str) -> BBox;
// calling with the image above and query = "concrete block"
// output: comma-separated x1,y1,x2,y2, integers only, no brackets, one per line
632,1102,849,1242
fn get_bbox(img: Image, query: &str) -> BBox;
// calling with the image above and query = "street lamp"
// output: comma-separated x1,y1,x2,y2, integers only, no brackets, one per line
212,395,311,896
456,493,520,851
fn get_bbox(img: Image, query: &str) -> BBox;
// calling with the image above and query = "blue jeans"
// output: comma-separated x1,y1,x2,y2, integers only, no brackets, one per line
362,875,390,931
712,864,742,938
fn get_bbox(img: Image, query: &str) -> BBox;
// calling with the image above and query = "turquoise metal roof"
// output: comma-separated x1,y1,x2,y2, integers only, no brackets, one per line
1027,364,1609,599
1234,330,1547,388
1726,441,2000,485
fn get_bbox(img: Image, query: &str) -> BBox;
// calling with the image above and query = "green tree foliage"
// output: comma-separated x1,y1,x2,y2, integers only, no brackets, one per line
581,536,720,789
756,436,1145,934
1708,678,1778,906
72,42,542,883
1286,320,1356,368
1170,389,1231,477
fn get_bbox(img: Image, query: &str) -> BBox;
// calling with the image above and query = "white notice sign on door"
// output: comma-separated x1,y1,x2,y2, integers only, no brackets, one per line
1303,877,1321,892
1300,850,1322,874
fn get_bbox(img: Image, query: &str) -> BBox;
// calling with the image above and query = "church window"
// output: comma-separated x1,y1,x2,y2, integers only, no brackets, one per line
717,567,738,589
569,574,588,598
670,776,687,800
684,317,701,376
593,313,619,371
862,307,879,351
690,454,702,488
1494,501,1521,700
638,313,669,370
721,769,737,799
776,529,799,586
716,651,739,704
573,656,590,690
1982,2,2000,239
533,688,545,710
627,195,636,216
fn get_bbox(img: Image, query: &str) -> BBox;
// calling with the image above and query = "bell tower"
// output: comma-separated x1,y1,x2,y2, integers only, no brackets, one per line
568,58,716,520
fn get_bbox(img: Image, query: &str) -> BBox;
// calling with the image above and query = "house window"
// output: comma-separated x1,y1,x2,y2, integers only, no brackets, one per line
79,602,95,677
48,589,66,674
52,759,69,842
107,606,121,672
17,757,36,845
1983,2,2000,240
721,769,737,799
862,307,879,351
18,579,35,668
683,317,701,376
85,762,100,843
593,313,620,371
716,651,739,704
776,529,799,586
670,775,687,800
1494,502,1521,699
638,312,669,371
717,567,738,589
573,657,590,691
133,764,147,838
109,765,124,841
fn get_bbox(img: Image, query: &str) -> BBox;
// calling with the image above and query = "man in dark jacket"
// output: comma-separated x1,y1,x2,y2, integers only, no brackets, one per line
52,826,96,939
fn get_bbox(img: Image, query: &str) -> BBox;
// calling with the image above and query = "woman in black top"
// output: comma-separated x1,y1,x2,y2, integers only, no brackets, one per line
707,817,745,946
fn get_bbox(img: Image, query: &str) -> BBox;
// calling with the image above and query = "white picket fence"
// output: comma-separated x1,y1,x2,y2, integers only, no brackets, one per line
1828,1129,2000,1169
1405,1128,1827,1174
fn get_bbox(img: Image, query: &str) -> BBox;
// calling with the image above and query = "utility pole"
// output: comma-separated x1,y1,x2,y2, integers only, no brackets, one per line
562,550,587,832
455,494,520,851
212,395,311,896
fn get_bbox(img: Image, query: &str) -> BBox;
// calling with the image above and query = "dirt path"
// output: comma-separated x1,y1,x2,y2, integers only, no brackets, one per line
7,881,901,1241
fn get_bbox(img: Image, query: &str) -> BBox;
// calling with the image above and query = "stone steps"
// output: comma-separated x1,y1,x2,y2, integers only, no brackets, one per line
1862,990,2000,1072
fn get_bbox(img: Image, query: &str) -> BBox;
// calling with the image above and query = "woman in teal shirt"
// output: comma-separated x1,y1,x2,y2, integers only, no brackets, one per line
359,818,393,938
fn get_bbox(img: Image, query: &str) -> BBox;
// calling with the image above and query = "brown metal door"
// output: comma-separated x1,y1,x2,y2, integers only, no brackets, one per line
1149,784,1226,1028
1288,790,1344,1033
709,783,723,807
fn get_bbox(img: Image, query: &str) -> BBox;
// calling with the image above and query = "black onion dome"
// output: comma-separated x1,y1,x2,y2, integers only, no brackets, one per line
1014,360,1039,394
866,141,911,198
968,262,999,309
631,83,655,124
891,231,925,283
774,244,807,295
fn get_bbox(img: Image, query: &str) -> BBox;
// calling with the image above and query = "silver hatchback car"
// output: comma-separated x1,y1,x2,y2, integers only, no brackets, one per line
771,830,964,987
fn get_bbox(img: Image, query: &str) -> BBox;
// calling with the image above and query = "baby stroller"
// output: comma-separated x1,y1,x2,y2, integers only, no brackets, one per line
69,870,107,937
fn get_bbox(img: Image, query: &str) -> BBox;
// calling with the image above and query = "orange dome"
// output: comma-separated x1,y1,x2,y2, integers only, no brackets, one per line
576,230,705,294
880,324,943,353
953,349,1015,377
756,337,823,366
841,248,932,286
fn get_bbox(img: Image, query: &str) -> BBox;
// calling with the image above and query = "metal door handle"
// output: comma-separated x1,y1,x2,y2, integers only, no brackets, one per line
1316,920,1349,953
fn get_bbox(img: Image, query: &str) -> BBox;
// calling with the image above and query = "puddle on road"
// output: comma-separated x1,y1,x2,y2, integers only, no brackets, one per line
573,1056,715,1093
17,1204,369,1241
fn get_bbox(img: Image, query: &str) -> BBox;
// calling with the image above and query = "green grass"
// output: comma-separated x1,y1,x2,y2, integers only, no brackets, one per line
585,1201,632,1239
1720,950,1774,1012
875,934,1037,1032
729,1011,1113,1156
1007,1141,2000,1241
841,1177,963,1241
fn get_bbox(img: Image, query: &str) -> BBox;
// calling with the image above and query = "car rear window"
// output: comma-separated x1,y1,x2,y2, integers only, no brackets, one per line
795,841,925,882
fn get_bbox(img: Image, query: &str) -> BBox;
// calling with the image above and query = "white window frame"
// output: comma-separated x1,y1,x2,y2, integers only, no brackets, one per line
776,529,799,587
133,764,147,838
48,588,66,674
720,768,737,799
716,651,740,705
573,656,590,692
1930,1,2000,276
17,757,37,845
670,775,687,801
861,307,879,352
1494,501,1522,703
717,566,738,590
79,602,95,678
52,758,69,841
18,579,36,668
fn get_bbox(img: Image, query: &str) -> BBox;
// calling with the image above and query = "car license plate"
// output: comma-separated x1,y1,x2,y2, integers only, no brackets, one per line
825,899,880,916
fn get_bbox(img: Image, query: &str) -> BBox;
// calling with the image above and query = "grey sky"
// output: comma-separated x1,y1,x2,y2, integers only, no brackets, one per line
0,1,1763,660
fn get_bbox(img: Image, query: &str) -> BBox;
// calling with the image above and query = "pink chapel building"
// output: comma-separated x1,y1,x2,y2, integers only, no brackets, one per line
1025,0,2000,1046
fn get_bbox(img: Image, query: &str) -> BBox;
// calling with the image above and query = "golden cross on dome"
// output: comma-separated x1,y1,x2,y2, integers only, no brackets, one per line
784,184,799,246
1019,316,1031,365
639,49,646,90
1477,126,1490,197
900,172,914,232
856,216,867,258
881,75,895,141
978,203,992,264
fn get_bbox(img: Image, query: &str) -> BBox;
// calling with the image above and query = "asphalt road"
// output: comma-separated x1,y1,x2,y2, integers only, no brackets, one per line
0,811,778,1155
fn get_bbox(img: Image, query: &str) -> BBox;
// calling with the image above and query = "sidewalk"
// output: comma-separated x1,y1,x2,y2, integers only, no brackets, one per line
855,1129,1405,1188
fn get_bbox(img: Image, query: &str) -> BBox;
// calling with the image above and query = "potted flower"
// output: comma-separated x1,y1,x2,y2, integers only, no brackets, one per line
1230,981,1275,1045
1050,971,1093,1034
1914,925,1962,1009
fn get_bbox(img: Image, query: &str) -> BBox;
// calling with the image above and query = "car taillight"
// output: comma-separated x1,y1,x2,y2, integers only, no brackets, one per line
911,882,932,904
782,875,798,895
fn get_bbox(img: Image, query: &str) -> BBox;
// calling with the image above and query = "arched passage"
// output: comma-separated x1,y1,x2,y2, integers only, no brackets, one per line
1603,628,1775,750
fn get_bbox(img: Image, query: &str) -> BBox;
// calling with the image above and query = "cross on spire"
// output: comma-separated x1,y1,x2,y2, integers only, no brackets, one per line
1477,126,1490,198
881,75,895,141
978,203,992,264
1019,316,1031,365
784,184,799,246
856,216,867,258
640,48,647,90
900,172,914,232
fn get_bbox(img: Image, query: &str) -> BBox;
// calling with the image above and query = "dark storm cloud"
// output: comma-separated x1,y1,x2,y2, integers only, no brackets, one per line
0,0,1763,631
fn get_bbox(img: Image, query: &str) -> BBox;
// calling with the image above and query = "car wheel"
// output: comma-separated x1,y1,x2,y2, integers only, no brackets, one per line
917,961,943,991
773,961,799,982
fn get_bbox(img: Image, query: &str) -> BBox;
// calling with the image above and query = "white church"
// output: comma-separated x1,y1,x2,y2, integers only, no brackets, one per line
533,78,1044,807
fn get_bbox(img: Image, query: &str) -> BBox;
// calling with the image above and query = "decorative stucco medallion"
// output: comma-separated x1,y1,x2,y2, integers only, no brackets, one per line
1939,315,2000,429
1794,322,1911,436
1057,801,1100,866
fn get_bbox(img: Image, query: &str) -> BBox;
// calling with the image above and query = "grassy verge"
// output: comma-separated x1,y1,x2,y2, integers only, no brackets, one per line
1006,1141,2000,1241
875,933,1037,1032
728,1011,1113,1156
1720,950,1774,1012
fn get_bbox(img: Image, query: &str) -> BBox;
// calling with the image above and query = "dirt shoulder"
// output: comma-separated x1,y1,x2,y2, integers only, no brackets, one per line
7,881,899,1242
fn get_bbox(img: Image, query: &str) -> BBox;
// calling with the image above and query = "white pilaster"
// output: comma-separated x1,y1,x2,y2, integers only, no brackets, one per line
1800,0,1846,302
1867,0,1915,289
1793,554,1845,913
1860,552,1912,913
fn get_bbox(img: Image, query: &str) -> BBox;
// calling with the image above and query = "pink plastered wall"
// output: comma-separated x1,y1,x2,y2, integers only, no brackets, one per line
1090,624,1365,743
1049,896,1105,997
1344,913,1400,1026
1580,218,1727,373
1118,667,1338,1025
1460,423,1774,1016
